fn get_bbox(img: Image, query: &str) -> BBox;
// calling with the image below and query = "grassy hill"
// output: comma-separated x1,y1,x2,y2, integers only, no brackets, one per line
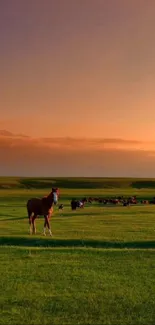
1,177,155,189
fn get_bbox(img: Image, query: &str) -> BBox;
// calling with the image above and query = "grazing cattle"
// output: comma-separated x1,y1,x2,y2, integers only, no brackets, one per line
141,200,149,204
71,199,78,210
71,199,85,210
70,193,155,209
78,200,84,208
27,188,59,236
58,204,64,211
123,200,130,207
82,197,87,203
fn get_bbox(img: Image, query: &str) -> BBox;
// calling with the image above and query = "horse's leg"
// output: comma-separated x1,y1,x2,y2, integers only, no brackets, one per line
44,215,52,236
28,211,33,234
29,217,32,234
32,215,37,234
43,217,47,236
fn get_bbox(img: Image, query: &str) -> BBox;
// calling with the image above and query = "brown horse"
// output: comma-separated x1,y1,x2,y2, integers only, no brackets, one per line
27,188,59,236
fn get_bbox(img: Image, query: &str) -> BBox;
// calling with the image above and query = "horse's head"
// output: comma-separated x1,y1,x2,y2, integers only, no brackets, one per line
52,188,59,205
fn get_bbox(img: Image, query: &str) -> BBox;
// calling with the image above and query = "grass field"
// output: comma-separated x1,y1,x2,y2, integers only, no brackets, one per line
1,178,155,324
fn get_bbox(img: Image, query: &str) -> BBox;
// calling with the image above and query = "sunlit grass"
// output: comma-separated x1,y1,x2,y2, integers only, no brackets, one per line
1,184,155,324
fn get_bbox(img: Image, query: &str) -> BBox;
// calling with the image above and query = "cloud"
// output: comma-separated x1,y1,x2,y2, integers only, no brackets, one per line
0,130,154,154
0,129,29,138
96,138,142,144
0,129,154,149
0,130,155,176
33,136,154,151
0,130,15,137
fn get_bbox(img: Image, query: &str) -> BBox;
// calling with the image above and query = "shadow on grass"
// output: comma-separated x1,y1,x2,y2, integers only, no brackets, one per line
0,211,105,221
57,211,104,217
0,236,155,249
0,214,18,220
0,216,28,222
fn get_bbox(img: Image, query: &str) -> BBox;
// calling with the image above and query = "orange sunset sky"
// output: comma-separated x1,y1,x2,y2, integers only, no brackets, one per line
1,0,155,177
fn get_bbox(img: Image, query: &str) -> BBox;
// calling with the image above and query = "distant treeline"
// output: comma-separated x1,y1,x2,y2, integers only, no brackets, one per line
1,177,155,189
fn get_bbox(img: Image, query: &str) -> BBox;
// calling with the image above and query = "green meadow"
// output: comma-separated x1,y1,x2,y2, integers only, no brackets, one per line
1,177,155,324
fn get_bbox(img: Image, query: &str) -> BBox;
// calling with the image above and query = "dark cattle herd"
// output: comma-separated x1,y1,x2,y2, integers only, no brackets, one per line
68,196,155,210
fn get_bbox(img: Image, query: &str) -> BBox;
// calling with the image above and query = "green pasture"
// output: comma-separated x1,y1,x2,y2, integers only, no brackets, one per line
1,178,155,324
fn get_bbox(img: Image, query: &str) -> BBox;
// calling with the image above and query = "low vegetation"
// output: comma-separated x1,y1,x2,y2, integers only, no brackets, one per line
1,176,155,189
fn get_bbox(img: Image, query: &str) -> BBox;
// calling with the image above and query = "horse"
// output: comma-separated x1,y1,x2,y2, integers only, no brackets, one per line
27,188,59,236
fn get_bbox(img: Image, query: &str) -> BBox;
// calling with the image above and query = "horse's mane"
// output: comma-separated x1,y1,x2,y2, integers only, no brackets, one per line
41,188,58,208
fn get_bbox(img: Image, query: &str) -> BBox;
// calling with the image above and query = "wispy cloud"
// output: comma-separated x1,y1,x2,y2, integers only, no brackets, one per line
0,129,29,138
0,130,154,151
0,130,155,176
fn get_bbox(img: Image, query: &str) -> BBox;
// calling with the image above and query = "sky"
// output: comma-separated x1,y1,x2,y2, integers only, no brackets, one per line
1,0,155,177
